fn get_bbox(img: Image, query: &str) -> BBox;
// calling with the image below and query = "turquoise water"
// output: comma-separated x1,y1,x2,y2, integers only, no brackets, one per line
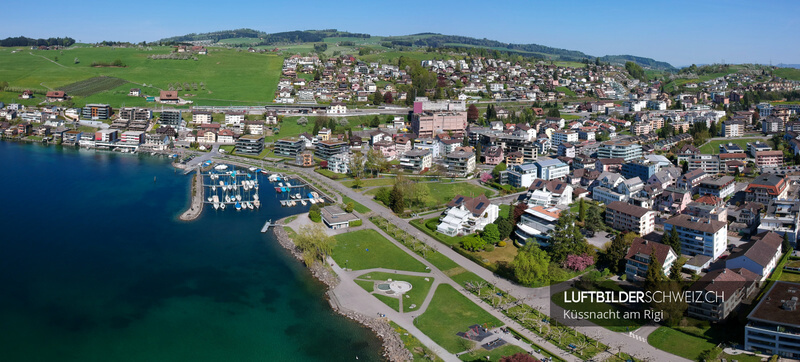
0,141,383,361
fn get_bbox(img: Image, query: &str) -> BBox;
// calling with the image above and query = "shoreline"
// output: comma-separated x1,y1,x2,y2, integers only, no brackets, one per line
271,219,412,362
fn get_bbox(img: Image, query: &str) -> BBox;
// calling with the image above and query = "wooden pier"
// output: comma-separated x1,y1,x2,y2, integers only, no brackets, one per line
261,219,278,233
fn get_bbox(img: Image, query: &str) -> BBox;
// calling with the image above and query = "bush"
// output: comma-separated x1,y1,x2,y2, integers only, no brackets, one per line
349,219,362,227
344,202,354,213
484,244,495,252
425,218,439,231
309,204,321,222
498,241,507,247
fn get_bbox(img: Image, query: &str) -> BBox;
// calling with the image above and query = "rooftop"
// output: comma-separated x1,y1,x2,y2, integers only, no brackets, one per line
748,281,800,328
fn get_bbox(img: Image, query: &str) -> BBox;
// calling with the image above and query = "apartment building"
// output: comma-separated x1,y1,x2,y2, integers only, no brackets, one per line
597,140,642,161
757,200,800,246
315,140,349,161
274,137,305,157
745,282,800,358
235,134,264,155
411,111,468,138
398,149,432,172
605,201,656,236
745,175,789,204
664,214,728,260
445,150,476,176
697,176,736,199
624,238,677,281
756,150,784,168
688,268,759,322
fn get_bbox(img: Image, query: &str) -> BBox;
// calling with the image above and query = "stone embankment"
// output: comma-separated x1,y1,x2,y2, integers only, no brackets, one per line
272,221,412,362
179,173,203,221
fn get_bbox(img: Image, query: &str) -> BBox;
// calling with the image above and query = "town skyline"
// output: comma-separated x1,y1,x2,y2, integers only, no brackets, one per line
2,0,798,67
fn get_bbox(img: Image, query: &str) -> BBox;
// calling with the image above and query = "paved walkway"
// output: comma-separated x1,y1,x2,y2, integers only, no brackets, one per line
285,165,690,361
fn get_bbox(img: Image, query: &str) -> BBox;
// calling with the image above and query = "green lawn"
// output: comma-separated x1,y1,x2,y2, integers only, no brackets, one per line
555,86,576,97
368,182,495,211
426,252,460,272
647,327,715,361
342,177,399,189
458,344,527,361
774,67,800,81
779,270,800,282
373,293,400,312
449,271,488,288
414,284,502,353
315,168,344,179
356,272,434,313
0,46,283,106
331,229,429,272
355,279,375,292
698,138,766,154
341,196,370,213
390,321,445,362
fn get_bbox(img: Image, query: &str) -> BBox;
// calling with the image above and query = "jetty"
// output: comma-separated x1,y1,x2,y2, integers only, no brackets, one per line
261,219,279,233
179,170,204,221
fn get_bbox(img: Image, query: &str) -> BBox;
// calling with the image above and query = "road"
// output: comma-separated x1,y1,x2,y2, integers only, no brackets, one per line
284,164,690,362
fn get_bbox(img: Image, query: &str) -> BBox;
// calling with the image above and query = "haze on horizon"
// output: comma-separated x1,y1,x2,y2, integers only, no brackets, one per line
2,0,797,67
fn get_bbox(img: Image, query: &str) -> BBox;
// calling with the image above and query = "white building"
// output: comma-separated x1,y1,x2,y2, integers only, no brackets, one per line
437,195,499,236
665,214,728,260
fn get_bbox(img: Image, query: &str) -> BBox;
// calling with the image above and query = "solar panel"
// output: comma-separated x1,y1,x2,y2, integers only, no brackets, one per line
476,202,485,210
455,197,464,204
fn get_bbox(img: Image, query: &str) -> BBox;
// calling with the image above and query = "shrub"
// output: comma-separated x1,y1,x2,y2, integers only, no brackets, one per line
498,241,507,247
425,218,439,231
484,244,495,252
344,202,354,213
562,253,594,271
309,204,321,222
349,219,362,227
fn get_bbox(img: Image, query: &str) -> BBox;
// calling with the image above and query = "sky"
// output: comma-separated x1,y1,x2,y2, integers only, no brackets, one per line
3,0,798,67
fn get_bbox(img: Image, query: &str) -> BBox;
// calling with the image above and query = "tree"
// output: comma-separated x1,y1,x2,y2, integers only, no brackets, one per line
784,232,791,252
372,90,383,105
548,211,592,263
644,249,666,292
602,232,637,274
344,202,354,213
475,143,481,161
563,253,594,271
494,216,514,241
383,91,393,104
482,224,500,244
578,199,586,222
583,205,603,233
513,244,550,285
512,203,528,224
491,162,507,179
467,104,479,121
294,224,336,266
389,184,405,213
308,204,321,222
461,234,486,251
664,227,681,255
669,257,684,281
348,151,366,179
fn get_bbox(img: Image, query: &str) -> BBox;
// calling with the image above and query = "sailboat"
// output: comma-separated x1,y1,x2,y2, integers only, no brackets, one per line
235,202,242,211
253,194,259,201
220,203,226,210
225,195,231,203
300,199,307,206
247,201,254,210
254,200,261,208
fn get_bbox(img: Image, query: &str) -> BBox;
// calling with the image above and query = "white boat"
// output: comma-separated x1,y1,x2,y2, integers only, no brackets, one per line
219,181,224,187
300,200,307,206
309,198,316,204
220,203,226,210
214,164,228,171
254,200,261,208
213,203,219,210
254,182,259,190
295,193,301,199
278,182,284,187
253,194,259,201
236,194,242,201
212,185,216,192
235,202,242,211
247,202,254,210
207,197,213,202
248,167,256,172
225,195,231,203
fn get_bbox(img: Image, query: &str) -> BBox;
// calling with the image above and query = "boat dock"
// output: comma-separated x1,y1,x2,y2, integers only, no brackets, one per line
261,219,278,233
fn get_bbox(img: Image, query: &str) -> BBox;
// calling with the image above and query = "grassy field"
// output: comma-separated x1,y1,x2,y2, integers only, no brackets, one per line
0,46,283,106
458,344,527,361
367,182,494,211
266,115,381,143
698,138,765,154
342,177,398,189
555,86,576,97
373,293,400,311
341,196,370,213
390,322,445,362
774,67,800,81
647,327,715,361
357,272,434,313
414,284,502,353
332,229,429,272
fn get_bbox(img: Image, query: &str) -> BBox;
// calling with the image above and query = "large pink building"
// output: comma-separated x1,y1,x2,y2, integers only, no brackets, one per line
411,111,467,138
755,150,784,168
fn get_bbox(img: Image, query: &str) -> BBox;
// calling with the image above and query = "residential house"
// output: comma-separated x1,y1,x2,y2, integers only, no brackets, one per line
483,145,504,165
686,195,728,222
606,201,656,236
515,205,561,246
664,214,728,260
445,150,476,176
327,153,350,174
745,174,789,204
757,200,800,246
697,176,735,199
437,195,499,236
525,179,573,207
727,231,783,282
624,238,677,281
688,268,759,322
677,169,709,190
534,158,569,181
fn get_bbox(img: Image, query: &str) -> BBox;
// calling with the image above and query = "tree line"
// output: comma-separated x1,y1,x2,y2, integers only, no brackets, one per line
1,36,75,47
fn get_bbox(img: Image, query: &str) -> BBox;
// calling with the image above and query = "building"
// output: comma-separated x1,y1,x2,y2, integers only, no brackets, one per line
235,134,264,155
321,205,359,229
445,150,476,176
748,141,772,157
295,150,314,167
745,174,789,204
597,140,642,161
437,195,499,236
118,107,151,121
327,153,350,174
756,150,784,168
315,140,349,161
507,163,538,188
697,176,735,199
159,110,183,127
398,149,432,172
621,159,659,181
274,137,305,157
686,154,720,174
551,130,578,146
515,205,561,246
81,104,112,120
664,214,728,260
192,111,212,124
46,90,67,102
624,238,677,281
119,131,144,145
483,145,504,165
727,231,783,282
686,195,728,222
719,143,745,154
758,200,800,246
224,111,245,125
745,281,800,358
411,111,468,138
524,179,573,207
677,169,709,190
762,116,784,134
534,158,569,181
328,102,347,114
605,201,656,236
688,268,759,322
721,120,744,137
159,90,179,103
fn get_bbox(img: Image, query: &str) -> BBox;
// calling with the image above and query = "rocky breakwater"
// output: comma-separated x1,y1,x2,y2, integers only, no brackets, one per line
272,221,412,362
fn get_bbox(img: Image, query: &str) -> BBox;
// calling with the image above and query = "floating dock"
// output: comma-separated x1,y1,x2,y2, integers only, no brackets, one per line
261,219,276,233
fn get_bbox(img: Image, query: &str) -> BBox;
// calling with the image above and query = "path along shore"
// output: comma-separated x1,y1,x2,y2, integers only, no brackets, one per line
178,172,203,221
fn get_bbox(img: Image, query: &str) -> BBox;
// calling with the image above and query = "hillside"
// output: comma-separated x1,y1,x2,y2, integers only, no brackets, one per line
160,29,677,71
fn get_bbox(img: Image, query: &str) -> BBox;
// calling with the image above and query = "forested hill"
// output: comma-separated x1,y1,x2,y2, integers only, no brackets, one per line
159,29,370,44
159,29,676,71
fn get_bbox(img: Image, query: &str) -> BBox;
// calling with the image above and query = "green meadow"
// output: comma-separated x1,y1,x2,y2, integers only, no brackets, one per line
0,46,283,107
